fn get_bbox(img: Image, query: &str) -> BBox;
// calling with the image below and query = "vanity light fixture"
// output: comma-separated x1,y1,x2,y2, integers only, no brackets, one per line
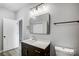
30,3,50,18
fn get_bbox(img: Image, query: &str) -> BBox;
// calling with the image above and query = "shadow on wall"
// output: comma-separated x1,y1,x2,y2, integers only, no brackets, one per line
75,48,79,56
50,43,56,56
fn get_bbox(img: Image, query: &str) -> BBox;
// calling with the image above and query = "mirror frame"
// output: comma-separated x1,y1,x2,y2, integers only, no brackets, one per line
29,13,50,35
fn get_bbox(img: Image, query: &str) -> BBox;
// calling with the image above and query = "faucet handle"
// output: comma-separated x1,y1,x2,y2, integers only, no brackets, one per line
31,36,37,40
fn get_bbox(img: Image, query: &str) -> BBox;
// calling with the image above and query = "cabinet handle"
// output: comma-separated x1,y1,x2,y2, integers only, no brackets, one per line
34,50,40,53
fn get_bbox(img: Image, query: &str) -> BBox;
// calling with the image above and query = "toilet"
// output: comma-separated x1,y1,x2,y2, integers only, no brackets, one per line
55,46,74,56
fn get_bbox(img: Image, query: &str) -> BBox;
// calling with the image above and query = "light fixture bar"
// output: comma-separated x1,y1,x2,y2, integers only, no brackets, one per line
30,3,44,10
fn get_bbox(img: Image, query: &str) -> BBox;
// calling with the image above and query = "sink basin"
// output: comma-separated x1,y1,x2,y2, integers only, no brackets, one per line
22,39,50,49
33,41,50,49
22,39,36,44
33,41,48,45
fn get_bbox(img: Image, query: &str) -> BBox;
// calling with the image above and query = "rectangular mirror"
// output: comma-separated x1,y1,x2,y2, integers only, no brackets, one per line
29,13,50,34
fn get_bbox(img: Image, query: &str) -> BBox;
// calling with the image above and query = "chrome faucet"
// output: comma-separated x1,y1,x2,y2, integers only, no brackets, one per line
30,36,37,41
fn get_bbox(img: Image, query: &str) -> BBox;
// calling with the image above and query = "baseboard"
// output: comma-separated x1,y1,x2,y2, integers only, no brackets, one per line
0,46,19,53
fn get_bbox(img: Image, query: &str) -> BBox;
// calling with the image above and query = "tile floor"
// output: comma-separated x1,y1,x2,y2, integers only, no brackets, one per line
0,45,21,56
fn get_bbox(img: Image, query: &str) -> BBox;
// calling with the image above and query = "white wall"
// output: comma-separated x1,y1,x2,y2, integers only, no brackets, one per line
51,3,79,22
17,7,30,41
50,3,79,55
0,8,15,51
16,3,79,55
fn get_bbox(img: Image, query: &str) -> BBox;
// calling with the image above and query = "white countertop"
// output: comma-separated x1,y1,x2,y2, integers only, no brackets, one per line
22,39,50,49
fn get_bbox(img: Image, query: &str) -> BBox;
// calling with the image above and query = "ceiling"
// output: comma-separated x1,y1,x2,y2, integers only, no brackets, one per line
0,3,38,12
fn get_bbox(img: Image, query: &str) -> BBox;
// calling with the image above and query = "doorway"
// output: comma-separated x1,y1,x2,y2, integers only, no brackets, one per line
19,20,22,42
0,18,21,56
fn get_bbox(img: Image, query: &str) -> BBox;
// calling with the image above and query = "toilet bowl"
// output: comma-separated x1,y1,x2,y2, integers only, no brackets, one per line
55,46,74,56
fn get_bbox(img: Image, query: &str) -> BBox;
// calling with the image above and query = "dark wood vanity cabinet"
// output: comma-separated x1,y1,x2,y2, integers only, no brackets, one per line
21,42,50,56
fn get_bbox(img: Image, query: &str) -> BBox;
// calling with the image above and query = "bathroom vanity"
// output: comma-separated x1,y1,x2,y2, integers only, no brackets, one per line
21,40,50,56
21,13,50,56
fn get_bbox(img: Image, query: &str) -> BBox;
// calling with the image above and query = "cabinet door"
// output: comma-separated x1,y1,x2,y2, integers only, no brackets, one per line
22,46,27,56
21,43,50,56
21,43,29,56
27,47,42,56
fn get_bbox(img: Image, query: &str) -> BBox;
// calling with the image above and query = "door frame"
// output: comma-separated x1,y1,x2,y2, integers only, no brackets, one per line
17,18,23,43
0,18,4,53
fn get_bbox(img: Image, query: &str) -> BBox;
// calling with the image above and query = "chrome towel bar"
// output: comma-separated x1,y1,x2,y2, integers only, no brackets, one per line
54,20,79,25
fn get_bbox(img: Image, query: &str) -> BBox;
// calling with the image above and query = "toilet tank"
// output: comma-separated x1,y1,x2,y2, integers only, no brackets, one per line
55,46,75,56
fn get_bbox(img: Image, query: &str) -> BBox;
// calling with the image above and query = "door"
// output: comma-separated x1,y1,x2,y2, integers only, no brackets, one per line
3,18,19,51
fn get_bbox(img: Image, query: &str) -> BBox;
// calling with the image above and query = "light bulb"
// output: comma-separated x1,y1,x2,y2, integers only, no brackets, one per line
43,5,49,12
30,4,50,17
30,11,34,17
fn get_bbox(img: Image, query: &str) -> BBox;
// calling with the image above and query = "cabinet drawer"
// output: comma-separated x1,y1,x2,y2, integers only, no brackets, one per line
27,48,43,56
27,46,45,56
27,49,41,56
